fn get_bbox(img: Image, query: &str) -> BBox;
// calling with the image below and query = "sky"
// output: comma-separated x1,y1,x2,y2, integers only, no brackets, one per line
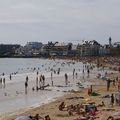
0,0,120,45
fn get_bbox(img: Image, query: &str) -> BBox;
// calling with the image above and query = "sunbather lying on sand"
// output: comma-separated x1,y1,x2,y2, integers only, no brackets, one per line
97,101,105,107
59,102,65,111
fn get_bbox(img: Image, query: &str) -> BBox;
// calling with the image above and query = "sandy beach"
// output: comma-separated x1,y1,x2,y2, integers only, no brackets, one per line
4,72,120,120
0,57,120,120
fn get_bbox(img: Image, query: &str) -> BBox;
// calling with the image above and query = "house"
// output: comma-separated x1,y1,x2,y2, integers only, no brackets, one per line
49,42,68,56
0,44,20,56
77,40,101,56
15,42,43,56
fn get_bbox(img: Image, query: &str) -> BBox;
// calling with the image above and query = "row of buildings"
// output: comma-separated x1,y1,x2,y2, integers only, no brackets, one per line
0,38,120,57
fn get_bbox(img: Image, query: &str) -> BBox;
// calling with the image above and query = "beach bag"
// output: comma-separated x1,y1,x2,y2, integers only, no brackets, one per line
91,92,100,96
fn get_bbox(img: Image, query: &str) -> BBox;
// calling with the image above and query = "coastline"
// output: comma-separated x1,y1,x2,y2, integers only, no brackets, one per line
4,72,120,120
0,56,120,120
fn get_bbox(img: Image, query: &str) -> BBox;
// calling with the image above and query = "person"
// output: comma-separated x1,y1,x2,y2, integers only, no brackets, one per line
36,76,38,91
10,74,12,80
45,115,51,120
88,88,92,96
97,101,105,107
59,102,65,111
87,69,90,76
107,79,111,91
2,72,4,76
3,78,5,88
90,85,93,94
111,94,114,107
89,107,96,116
75,72,78,79
83,69,84,74
51,72,53,80
42,75,45,89
37,71,39,76
39,75,42,89
57,68,60,75
26,76,29,82
113,79,116,87
115,92,120,106
73,69,75,79
51,71,53,86
25,80,28,94
65,73,68,85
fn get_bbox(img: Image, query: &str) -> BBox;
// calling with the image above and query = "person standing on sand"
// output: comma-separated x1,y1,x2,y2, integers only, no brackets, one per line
88,85,92,95
107,79,111,91
111,94,114,107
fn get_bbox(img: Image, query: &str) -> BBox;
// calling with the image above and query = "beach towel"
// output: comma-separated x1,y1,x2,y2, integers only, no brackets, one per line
15,116,36,120
67,96,84,100
113,111,120,116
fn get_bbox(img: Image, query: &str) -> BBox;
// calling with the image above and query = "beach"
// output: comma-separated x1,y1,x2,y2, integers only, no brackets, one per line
4,72,120,120
0,58,92,118
0,57,120,120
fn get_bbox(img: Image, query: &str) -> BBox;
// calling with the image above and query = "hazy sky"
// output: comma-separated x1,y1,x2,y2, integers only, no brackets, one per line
0,0,120,45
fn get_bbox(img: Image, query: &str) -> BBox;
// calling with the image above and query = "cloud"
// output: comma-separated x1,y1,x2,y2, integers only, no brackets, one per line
0,0,119,45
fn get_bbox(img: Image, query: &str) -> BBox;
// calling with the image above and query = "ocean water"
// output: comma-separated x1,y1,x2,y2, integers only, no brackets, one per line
0,58,84,115
0,58,82,75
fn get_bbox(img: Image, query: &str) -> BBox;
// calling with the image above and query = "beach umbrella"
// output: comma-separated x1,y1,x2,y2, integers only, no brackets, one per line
15,116,34,120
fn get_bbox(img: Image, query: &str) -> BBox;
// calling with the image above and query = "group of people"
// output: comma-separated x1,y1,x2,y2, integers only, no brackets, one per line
25,73,47,94
106,77,120,91
25,76,29,94
36,74,46,90
0,78,6,88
